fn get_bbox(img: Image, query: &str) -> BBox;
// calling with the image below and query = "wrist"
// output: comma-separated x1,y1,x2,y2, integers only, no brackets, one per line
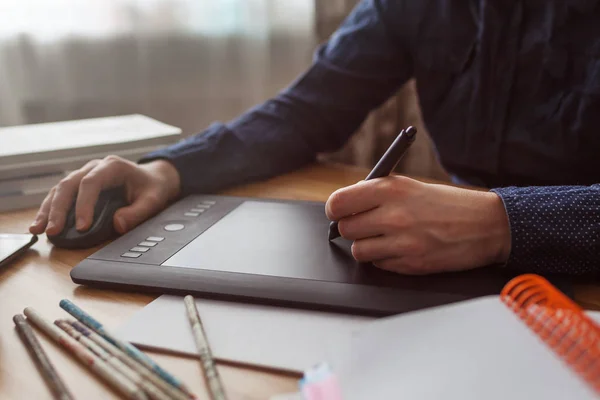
480,191,511,264
143,159,181,202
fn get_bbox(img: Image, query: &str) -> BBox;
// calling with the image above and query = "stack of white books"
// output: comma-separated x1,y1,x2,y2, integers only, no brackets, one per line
0,114,181,212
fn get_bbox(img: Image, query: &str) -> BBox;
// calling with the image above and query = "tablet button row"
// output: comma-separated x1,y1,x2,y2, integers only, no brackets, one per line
184,200,216,218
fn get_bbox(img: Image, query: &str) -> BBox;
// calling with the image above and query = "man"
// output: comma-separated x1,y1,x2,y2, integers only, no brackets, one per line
30,0,600,275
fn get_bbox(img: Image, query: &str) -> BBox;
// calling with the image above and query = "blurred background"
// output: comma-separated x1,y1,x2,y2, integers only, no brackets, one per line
0,0,447,180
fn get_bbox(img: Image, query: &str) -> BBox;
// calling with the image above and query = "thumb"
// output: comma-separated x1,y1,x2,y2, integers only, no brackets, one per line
113,194,162,234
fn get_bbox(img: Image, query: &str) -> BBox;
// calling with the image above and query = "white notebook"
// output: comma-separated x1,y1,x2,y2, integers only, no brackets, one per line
0,115,181,211
0,171,66,196
0,144,166,181
0,114,181,168
329,296,600,400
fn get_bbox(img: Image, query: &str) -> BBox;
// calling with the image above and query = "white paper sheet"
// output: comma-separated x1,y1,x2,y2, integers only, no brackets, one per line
116,295,372,373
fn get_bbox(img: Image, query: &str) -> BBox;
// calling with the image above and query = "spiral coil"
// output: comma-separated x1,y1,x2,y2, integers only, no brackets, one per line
501,274,600,394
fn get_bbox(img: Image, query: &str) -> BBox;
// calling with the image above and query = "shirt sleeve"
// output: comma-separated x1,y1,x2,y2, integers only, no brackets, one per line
491,185,600,275
139,0,412,196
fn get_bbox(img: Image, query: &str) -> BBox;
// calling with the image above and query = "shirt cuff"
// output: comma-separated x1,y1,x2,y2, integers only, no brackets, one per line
491,186,598,275
137,123,236,196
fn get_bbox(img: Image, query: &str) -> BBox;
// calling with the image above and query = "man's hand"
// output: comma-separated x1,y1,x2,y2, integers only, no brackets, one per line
29,156,181,237
325,175,511,275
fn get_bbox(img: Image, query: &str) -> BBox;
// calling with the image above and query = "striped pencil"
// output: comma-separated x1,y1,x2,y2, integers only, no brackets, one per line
13,314,74,400
59,299,195,399
23,307,148,400
184,295,227,400
56,320,172,400
68,320,190,400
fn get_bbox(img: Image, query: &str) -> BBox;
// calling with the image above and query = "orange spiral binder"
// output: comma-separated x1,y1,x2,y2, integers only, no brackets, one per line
501,274,600,394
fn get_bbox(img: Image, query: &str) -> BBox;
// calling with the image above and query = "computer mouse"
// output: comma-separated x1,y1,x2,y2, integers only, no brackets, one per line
47,186,128,249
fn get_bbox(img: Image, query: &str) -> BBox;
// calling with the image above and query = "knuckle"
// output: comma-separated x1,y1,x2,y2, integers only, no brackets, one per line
377,176,411,197
84,159,102,168
65,170,81,180
79,174,98,188
392,174,410,184
53,184,73,200
104,155,134,173
143,192,162,207
376,177,396,193
103,155,123,163
57,176,76,188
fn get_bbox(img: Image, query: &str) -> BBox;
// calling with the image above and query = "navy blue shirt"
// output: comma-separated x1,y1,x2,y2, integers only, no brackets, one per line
143,0,600,275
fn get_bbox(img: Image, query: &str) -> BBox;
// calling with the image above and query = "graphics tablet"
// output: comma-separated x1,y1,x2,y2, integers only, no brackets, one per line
70,195,561,316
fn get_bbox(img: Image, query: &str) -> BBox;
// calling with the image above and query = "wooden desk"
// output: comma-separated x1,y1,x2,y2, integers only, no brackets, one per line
1,163,599,399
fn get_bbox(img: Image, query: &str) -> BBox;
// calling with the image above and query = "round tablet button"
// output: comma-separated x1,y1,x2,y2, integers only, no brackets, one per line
164,223,185,232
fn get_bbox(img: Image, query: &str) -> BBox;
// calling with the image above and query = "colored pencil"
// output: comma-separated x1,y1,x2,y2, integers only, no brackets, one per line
184,295,227,400
68,320,190,400
56,320,172,400
68,320,186,400
59,299,195,399
23,307,148,400
13,314,74,400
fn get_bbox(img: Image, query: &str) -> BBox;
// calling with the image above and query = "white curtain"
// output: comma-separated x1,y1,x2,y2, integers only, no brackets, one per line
0,0,315,134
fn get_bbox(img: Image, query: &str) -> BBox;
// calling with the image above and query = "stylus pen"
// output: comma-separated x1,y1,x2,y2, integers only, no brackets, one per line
328,126,418,241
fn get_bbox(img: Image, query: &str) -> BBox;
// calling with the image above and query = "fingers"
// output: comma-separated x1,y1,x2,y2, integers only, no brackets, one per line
352,237,437,275
45,180,77,235
29,155,134,235
337,209,384,240
45,162,98,235
113,192,165,234
29,188,56,234
326,176,415,221
75,157,135,231
325,180,381,221
337,205,412,240
351,235,424,263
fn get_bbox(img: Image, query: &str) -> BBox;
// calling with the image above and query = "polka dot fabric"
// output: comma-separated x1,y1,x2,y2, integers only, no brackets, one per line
491,185,600,275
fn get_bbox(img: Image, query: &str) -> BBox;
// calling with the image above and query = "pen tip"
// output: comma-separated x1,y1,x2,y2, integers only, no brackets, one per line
405,126,417,138
328,221,340,241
